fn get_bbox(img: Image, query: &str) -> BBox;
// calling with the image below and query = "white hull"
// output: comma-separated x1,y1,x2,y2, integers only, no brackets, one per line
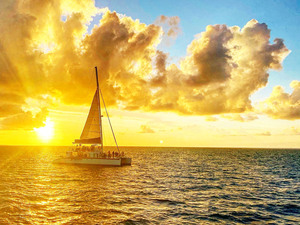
53,157,131,166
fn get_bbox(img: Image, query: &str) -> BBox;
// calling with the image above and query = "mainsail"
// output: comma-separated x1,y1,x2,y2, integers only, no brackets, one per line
74,90,101,144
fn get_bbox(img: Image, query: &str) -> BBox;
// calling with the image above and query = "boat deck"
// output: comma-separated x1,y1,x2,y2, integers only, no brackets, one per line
54,157,131,166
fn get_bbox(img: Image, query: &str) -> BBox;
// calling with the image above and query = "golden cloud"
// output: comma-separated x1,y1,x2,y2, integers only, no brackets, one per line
286,126,300,135
139,125,155,133
205,116,218,122
0,0,292,130
256,131,271,136
221,113,258,122
0,108,48,130
259,80,300,120
147,20,290,115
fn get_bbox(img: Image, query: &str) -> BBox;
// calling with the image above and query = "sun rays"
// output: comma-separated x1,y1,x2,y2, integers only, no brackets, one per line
34,118,54,143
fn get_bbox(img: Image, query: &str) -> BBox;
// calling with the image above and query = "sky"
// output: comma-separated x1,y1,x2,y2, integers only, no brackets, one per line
0,0,299,147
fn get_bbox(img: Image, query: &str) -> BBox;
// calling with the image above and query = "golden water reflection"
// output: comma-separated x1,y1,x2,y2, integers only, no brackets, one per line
0,146,299,224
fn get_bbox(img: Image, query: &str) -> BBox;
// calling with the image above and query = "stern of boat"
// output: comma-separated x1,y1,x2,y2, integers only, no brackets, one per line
121,157,131,166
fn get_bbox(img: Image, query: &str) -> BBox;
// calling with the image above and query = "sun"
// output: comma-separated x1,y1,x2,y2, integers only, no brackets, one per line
34,118,54,142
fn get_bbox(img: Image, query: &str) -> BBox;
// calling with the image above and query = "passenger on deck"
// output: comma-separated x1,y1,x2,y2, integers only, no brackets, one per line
112,151,115,158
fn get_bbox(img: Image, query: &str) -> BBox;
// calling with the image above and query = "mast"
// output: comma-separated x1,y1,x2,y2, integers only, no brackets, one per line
95,67,103,151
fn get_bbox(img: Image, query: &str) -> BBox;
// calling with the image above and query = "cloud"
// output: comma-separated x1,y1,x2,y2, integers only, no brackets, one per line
0,0,292,130
0,108,48,130
155,15,181,41
256,131,271,136
150,50,168,87
286,127,300,135
221,113,258,122
139,125,155,133
0,0,101,129
0,104,23,117
0,94,57,130
182,24,233,86
205,116,218,122
259,80,300,120
148,20,289,115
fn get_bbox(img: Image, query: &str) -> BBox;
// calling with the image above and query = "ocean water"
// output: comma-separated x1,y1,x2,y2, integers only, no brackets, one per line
0,146,299,224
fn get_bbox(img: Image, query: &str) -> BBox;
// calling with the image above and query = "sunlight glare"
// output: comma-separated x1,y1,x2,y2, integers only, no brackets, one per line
34,118,54,142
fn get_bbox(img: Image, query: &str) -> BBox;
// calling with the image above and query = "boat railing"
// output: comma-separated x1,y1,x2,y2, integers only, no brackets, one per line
66,149,126,159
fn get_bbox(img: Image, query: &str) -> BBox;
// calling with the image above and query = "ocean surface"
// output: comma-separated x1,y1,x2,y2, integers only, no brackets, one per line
0,146,299,224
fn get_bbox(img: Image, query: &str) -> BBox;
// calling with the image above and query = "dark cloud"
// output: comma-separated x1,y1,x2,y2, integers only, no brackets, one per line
184,25,233,86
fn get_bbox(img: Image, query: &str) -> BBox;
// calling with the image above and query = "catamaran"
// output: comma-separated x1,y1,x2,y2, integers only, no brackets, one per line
54,67,131,166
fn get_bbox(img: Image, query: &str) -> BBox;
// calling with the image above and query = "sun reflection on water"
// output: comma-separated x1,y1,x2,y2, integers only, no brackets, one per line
0,147,299,224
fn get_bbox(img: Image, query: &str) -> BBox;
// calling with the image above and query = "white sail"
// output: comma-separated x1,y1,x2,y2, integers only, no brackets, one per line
75,90,101,144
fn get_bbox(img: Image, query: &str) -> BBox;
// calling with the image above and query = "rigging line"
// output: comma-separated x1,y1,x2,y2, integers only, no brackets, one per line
99,88,120,154
95,67,103,151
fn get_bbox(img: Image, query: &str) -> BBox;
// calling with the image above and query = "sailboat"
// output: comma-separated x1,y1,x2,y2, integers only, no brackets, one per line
54,67,131,166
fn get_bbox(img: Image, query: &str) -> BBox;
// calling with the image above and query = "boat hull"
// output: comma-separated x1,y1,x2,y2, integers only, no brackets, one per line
121,157,132,165
53,157,131,166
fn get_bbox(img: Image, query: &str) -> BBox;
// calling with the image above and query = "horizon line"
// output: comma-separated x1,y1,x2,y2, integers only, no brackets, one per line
0,145,299,150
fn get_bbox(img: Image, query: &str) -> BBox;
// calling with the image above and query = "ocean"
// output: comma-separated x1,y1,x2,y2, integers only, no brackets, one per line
0,146,299,224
